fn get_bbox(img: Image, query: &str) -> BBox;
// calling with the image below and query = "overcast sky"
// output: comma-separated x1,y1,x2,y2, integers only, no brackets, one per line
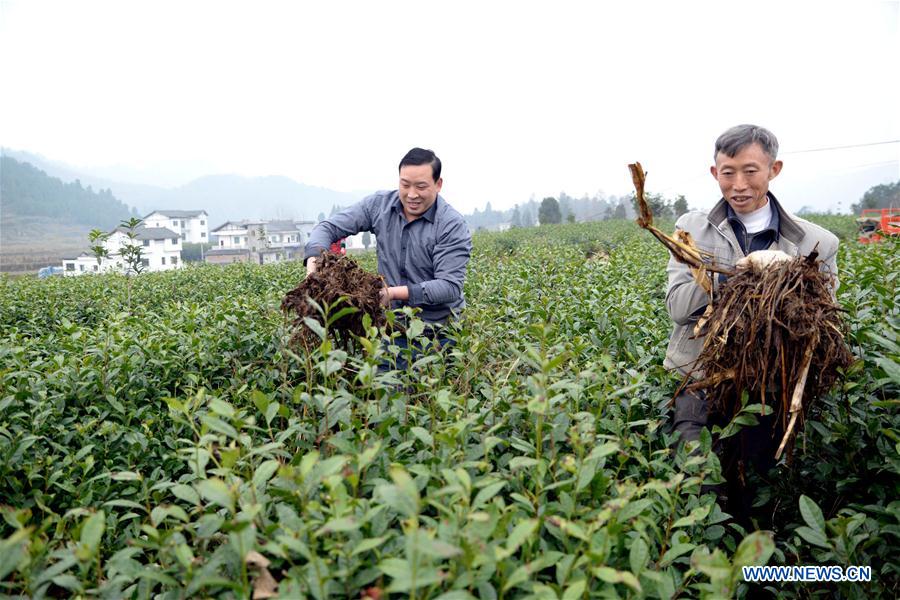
2,0,898,214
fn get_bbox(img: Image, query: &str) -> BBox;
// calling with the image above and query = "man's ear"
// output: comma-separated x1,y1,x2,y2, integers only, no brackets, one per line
435,177,443,193
710,165,718,179
769,160,783,180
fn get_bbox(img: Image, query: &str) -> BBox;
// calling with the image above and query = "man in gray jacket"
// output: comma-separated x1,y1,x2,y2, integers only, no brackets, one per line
304,148,472,368
666,125,839,472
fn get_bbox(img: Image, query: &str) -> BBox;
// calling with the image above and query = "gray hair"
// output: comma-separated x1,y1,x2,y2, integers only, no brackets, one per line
714,124,779,162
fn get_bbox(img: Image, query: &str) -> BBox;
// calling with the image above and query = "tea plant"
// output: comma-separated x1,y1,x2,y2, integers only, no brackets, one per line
0,218,896,598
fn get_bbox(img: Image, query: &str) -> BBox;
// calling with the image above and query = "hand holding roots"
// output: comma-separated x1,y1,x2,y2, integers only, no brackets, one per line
281,253,386,349
628,162,853,459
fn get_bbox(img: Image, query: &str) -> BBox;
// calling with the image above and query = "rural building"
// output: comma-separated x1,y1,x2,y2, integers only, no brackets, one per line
62,226,183,275
143,210,209,243
206,219,317,265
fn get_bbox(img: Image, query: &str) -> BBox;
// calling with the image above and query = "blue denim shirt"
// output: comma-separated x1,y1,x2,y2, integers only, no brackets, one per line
304,190,472,323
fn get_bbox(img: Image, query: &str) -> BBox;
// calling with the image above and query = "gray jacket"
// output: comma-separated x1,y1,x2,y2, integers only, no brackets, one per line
664,194,839,376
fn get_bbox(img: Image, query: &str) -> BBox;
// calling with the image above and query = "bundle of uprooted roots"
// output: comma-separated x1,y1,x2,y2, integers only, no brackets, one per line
687,253,854,458
281,252,386,349
628,161,854,458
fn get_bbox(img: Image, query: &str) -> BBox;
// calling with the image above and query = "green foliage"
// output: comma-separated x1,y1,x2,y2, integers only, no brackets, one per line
0,156,136,228
804,213,860,241
117,218,146,275
631,192,674,220
87,229,110,267
538,197,562,225
851,180,900,214
0,224,896,598
673,196,689,219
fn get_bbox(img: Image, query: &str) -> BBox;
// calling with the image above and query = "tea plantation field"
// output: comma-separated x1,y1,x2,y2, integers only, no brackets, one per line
1,218,897,598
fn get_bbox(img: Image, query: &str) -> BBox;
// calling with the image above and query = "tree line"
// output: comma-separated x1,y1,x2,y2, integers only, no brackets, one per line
1,157,137,229
535,192,688,225
468,192,643,230
470,177,900,230
851,180,900,213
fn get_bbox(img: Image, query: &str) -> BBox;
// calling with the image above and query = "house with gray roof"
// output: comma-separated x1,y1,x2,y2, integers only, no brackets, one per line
206,219,315,265
143,210,209,243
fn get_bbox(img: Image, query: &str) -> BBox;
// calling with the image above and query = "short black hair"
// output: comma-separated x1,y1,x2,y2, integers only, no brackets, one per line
399,147,441,182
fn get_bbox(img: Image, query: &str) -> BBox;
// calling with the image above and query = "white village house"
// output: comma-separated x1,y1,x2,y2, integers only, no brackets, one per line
143,210,209,243
206,219,317,264
62,226,183,276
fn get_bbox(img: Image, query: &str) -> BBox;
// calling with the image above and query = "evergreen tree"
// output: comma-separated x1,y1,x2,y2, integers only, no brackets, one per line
538,197,562,225
523,201,537,226
511,205,522,228
632,192,673,219
673,195,689,218
852,181,900,213
558,191,571,222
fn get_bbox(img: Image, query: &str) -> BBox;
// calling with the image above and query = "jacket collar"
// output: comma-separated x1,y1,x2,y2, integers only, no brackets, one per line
725,199,781,242
707,192,805,245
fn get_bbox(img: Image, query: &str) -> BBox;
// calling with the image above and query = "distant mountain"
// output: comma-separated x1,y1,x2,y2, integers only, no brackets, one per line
1,156,137,228
0,156,142,272
1,148,363,227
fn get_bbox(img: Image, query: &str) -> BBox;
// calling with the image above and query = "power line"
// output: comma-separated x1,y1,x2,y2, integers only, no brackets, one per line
781,140,900,155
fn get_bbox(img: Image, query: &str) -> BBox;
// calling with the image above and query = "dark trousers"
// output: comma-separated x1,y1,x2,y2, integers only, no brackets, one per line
674,388,784,525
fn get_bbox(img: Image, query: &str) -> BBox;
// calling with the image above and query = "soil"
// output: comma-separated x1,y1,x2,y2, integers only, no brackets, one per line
281,253,386,349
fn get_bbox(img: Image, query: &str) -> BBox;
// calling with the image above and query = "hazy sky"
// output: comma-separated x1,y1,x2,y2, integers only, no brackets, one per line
2,0,898,214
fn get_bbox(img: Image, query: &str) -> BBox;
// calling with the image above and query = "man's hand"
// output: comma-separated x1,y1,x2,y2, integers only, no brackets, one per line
306,257,317,276
736,250,792,270
378,286,392,307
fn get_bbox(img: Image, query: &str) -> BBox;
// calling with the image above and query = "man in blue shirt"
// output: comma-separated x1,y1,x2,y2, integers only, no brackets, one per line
304,148,472,367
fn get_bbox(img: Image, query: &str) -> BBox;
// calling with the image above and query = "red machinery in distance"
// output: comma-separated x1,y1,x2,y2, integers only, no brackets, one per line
857,208,900,244
329,237,347,255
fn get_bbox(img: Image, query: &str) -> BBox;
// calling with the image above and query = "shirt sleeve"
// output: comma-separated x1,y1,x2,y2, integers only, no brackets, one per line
407,217,472,306
304,196,376,262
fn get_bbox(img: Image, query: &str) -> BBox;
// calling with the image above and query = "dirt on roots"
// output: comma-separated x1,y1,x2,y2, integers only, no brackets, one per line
281,253,386,349
686,252,855,455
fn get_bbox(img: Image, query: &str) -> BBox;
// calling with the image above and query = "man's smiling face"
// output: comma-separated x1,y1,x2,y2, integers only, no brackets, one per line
398,163,441,221
711,142,783,214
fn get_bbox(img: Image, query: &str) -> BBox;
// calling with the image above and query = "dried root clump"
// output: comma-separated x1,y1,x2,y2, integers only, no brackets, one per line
281,253,386,349
687,253,854,457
